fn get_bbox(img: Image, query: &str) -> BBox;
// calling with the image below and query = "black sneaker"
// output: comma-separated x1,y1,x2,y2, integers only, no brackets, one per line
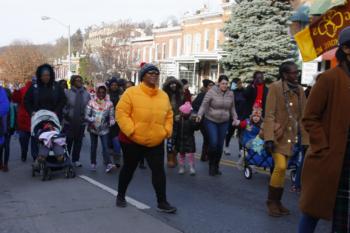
157,202,177,213
116,196,127,208
215,169,222,176
21,156,27,162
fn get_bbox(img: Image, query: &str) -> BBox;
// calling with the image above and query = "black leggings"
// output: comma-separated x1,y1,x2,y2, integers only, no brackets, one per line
0,134,11,165
225,124,235,147
118,142,167,203
225,126,243,150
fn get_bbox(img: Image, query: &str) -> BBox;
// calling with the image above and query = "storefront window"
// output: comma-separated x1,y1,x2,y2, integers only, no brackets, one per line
179,63,195,88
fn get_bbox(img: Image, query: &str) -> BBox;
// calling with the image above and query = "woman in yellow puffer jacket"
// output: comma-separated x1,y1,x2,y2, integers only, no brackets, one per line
115,63,177,213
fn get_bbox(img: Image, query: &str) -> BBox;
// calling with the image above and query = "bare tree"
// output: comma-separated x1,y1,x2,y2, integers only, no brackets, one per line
97,21,137,80
0,41,47,83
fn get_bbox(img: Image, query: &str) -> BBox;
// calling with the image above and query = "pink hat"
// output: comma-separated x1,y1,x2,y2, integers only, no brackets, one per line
179,101,192,115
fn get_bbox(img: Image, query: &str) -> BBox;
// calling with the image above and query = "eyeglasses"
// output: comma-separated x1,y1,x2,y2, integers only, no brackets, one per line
286,71,301,76
147,71,160,76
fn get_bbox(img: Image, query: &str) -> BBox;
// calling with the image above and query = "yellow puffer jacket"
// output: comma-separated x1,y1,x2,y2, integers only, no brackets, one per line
116,82,173,147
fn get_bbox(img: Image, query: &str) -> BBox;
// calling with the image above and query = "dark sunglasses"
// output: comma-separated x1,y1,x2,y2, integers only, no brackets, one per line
147,71,160,76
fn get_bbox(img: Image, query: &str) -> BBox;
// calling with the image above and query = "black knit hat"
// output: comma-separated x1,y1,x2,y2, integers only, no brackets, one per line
139,63,159,81
339,26,350,46
181,79,188,85
106,77,118,88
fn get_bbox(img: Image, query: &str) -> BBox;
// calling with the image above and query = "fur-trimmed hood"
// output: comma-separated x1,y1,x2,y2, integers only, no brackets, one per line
162,76,183,95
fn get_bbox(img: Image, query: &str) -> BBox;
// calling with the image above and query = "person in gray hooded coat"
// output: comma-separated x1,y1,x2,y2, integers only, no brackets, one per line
63,75,90,167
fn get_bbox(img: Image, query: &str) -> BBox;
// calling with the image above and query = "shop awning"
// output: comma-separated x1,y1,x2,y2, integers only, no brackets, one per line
309,0,347,15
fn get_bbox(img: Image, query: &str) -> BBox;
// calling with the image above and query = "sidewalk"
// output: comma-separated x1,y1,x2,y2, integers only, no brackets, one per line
0,160,182,233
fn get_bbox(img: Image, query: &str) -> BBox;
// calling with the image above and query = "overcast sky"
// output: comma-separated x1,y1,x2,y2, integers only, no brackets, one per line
0,0,222,46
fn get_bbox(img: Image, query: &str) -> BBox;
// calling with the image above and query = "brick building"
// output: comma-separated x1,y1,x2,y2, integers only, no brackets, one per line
130,0,235,92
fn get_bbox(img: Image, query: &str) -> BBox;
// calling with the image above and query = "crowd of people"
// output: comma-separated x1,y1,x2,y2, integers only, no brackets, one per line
2,26,350,233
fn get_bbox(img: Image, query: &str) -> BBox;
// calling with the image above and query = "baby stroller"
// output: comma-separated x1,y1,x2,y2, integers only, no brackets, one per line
31,110,75,181
242,133,301,182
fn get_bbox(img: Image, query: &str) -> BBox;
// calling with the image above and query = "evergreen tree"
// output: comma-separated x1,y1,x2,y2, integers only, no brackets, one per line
221,0,298,82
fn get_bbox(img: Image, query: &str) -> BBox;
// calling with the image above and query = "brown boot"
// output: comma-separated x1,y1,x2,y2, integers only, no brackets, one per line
266,186,283,217
276,187,290,215
167,151,177,168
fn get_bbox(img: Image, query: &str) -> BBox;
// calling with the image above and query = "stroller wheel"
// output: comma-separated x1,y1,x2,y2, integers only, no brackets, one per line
68,167,76,178
31,165,36,177
270,166,274,175
47,168,52,180
41,164,48,181
244,166,253,179
290,169,297,184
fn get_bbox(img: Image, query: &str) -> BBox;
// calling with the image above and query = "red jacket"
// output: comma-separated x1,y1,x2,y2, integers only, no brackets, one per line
12,81,32,132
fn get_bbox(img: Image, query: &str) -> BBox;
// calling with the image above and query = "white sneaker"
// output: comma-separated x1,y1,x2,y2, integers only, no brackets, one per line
105,163,115,173
189,165,196,176
178,166,185,175
74,161,82,167
90,163,97,171
224,147,231,156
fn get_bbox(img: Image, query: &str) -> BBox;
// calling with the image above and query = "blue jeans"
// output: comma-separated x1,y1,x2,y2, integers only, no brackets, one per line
204,118,229,165
298,213,319,233
90,133,111,165
112,137,121,155
295,152,305,189
18,131,38,160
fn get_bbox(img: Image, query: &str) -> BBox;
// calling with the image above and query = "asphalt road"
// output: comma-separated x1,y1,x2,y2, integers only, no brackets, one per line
0,133,331,233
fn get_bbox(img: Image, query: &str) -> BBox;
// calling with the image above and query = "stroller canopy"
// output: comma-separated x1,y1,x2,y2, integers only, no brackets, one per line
31,110,61,135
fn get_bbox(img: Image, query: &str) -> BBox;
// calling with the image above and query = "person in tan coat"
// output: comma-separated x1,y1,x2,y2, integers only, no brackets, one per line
298,27,350,233
263,61,309,217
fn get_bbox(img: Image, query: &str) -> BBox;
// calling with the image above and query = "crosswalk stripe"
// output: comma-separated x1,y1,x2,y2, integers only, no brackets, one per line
79,175,151,210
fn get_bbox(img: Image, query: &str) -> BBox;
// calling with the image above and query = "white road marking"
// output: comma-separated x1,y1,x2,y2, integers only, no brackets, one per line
79,175,151,210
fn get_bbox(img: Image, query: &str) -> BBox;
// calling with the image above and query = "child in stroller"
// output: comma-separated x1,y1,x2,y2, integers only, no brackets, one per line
239,106,300,182
31,110,75,180
36,121,65,162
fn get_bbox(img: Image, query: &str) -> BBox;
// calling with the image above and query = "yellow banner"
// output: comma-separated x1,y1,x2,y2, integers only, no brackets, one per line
296,1,350,61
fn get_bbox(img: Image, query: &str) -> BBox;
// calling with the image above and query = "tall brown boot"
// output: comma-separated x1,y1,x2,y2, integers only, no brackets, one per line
167,151,177,168
266,186,283,217
276,187,290,215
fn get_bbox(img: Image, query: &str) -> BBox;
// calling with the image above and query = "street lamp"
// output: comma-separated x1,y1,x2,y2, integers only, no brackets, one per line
41,16,71,78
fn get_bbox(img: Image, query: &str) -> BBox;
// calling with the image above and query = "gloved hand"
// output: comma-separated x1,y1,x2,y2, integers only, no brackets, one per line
264,141,275,154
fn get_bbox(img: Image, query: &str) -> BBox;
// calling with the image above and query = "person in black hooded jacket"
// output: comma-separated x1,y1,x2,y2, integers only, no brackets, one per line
107,77,124,167
24,64,66,119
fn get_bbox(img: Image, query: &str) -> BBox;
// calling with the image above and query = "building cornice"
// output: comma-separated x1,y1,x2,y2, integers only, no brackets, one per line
152,26,182,33
181,11,223,22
